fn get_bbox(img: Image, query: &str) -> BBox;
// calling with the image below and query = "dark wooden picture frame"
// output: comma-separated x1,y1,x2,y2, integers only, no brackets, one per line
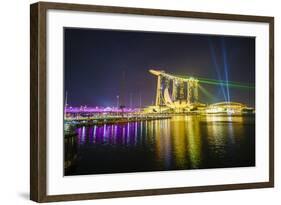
30,1,274,202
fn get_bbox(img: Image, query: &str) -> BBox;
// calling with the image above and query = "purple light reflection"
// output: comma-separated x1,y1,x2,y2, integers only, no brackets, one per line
76,122,143,146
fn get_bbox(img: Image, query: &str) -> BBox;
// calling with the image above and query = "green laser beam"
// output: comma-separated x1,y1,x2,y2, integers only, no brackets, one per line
174,74,255,89
198,85,217,102
199,79,255,89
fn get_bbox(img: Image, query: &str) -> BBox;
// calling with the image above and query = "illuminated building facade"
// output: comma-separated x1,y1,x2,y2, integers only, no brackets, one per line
149,69,200,112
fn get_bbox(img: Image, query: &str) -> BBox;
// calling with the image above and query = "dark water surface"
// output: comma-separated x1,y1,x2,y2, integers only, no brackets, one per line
65,115,255,175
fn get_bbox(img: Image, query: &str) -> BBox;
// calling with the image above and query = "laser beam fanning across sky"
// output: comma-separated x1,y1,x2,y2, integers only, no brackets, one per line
172,74,255,89
208,38,227,101
221,38,231,102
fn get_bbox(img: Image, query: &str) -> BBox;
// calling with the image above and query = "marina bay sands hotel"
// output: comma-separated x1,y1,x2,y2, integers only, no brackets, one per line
144,69,254,115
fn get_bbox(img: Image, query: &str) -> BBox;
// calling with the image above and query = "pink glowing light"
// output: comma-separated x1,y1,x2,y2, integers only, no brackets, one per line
65,106,140,113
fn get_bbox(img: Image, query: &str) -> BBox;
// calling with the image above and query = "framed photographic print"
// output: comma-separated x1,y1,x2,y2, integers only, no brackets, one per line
30,1,274,202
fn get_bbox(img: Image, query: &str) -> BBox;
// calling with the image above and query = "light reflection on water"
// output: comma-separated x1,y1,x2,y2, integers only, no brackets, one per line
68,115,255,175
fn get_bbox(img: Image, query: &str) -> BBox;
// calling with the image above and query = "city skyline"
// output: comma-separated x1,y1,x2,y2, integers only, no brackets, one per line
64,27,256,176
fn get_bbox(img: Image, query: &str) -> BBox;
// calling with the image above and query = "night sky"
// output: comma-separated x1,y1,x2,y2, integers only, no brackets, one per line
64,28,255,108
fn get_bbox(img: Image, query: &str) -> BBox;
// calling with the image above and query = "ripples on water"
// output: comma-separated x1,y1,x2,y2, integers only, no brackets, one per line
65,115,255,175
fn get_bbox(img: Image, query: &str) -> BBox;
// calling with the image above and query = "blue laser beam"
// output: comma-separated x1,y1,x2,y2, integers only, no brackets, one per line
221,38,230,102
208,38,227,101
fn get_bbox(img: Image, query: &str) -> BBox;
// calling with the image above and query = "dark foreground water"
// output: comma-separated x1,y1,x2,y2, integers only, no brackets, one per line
65,115,255,176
